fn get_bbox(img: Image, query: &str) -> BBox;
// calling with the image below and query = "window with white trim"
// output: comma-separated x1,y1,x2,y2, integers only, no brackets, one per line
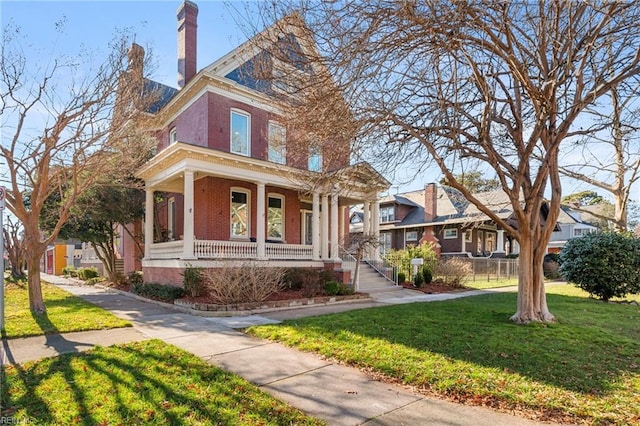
231,110,250,156
380,206,395,222
268,122,286,164
443,228,458,239
406,231,418,241
308,146,322,172
169,127,177,144
267,194,284,240
231,189,250,238
465,230,472,243
380,232,392,253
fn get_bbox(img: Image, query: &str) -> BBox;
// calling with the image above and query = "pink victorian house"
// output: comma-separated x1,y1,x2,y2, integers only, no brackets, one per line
132,1,389,285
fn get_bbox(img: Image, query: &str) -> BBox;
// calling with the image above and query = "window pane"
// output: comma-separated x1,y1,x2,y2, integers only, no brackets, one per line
308,147,322,172
267,196,283,239
231,112,249,155
268,123,286,164
231,191,249,237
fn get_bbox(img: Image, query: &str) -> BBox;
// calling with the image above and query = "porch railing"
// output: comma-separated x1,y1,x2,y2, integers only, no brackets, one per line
195,240,257,259
149,241,184,259
149,240,314,261
265,243,313,259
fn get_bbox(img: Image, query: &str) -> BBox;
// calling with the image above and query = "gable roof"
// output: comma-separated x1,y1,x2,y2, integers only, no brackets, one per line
379,185,515,230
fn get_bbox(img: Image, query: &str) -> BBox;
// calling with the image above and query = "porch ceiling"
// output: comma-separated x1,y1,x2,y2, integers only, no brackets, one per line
135,142,389,200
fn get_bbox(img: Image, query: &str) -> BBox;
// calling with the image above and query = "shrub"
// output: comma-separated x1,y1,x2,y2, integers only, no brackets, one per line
127,271,144,285
283,268,305,290
397,272,406,284
62,266,77,277
324,281,342,296
86,277,106,285
422,265,433,284
543,258,562,280
413,272,424,287
182,264,204,297
203,262,286,304
433,257,471,287
386,242,438,282
131,282,185,302
300,270,325,298
559,232,640,301
77,267,99,281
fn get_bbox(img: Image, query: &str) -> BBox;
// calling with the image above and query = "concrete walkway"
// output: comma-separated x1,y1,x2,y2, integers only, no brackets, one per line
2,275,548,425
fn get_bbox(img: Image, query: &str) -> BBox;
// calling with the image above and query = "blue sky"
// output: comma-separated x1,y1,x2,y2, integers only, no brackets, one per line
0,1,623,199
1,0,255,89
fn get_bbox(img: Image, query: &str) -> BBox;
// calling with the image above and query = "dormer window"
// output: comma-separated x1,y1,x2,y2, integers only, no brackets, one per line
231,110,250,156
169,127,177,144
380,206,395,222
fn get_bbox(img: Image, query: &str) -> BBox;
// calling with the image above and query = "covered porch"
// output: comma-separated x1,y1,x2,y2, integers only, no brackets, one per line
135,143,389,284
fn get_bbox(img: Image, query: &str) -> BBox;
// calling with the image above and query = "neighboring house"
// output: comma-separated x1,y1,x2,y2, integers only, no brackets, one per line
43,241,81,275
352,183,586,258
547,206,598,253
127,1,388,285
367,183,514,257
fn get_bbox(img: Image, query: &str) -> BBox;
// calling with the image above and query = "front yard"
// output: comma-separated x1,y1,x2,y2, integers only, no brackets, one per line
247,284,640,424
2,340,323,425
2,281,130,338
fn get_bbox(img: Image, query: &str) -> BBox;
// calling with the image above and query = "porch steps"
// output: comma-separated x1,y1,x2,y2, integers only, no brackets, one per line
356,262,398,292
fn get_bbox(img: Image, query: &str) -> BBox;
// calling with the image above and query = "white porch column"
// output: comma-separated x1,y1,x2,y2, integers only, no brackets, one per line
496,230,506,254
363,201,371,259
256,182,266,259
144,188,154,259
372,198,381,260
363,201,371,236
461,232,467,253
321,194,329,259
330,193,339,260
182,170,196,259
312,192,321,260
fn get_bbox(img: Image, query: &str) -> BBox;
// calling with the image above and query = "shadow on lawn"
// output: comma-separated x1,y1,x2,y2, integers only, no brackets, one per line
281,292,640,395
2,341,310,424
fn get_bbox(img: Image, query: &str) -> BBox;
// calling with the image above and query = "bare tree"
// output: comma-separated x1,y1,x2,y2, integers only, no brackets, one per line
249,1,640,323
345,232,381,290
3,215,26,280
0,26,156,313
558,81,640,232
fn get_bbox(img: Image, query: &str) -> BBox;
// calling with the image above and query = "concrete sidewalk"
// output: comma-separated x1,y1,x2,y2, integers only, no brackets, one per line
2,275,546,425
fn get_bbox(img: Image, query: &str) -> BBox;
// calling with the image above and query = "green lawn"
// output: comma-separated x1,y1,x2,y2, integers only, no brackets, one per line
463,277,518,289
2,339,323,425
3,281,130,338
248,284,640,424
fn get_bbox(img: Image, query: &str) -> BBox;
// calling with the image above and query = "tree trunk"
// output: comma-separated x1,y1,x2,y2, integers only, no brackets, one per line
510,232,555,323
94,240,118,282
26,251,46,314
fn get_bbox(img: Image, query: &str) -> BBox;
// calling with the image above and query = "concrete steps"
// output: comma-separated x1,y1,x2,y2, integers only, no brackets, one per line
355,262,398,291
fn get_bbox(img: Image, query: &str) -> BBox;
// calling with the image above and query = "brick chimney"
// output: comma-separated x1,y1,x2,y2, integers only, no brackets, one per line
424,183,437,222
177,1,198,88
127,43,145,83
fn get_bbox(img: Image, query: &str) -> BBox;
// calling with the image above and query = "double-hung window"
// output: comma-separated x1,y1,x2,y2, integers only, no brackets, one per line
231,110,250,156
231,189,250,238
308,146,322,172
268,122,286,164
267,195,284,240
380,206,395,222
169,127,177,144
